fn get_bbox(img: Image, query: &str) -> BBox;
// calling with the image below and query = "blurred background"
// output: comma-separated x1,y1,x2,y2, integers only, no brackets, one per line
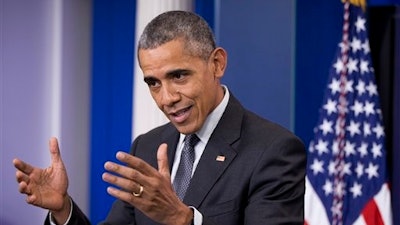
1,0,399,224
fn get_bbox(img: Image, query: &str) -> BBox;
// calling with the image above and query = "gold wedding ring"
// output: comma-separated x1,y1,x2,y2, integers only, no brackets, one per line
132,185,144,197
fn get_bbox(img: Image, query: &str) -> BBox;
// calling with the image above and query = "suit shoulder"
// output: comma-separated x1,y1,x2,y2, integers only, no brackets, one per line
135,122,175,141
131,123,176,153
243,110,304,146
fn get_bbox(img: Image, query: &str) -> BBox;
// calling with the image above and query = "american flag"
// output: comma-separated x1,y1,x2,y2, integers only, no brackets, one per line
304,1,393,225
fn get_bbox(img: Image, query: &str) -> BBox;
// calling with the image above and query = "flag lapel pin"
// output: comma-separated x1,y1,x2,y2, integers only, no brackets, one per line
216,155,225,162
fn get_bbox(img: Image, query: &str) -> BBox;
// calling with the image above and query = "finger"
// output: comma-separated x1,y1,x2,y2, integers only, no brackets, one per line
115,152,157,176
13,158,34,175
103,161,152,190
49,137,62,164
106,186,144,205
157,144,170,180
102,171,142,193
18,181,29,194
16,170,30,183
104,160,146,181
26,194,38,205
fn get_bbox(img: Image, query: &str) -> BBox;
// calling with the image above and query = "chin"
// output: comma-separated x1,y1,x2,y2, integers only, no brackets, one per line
176,124,198,135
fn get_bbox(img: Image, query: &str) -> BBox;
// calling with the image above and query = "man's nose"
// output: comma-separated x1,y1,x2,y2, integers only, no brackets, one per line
160,84,180,106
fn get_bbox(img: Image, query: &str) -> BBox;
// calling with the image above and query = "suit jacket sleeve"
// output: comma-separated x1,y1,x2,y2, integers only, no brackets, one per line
100,199,136,225
44,199,91,225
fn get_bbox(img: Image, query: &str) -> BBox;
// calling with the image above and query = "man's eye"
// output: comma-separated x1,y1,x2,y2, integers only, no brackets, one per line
172,71,189,80
174,73,184,80
144,79,160,88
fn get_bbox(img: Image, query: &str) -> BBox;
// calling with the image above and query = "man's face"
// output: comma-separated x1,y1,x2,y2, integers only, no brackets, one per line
138,39,225,134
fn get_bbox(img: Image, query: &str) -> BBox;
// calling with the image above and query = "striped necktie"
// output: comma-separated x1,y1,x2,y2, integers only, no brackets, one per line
173,134,200,200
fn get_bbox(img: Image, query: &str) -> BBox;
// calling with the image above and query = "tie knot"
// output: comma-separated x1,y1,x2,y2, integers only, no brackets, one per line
184,134,200,148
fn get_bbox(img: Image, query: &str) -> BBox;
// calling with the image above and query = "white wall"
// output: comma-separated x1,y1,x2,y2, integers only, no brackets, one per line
132,0,193,139
0,0,91,224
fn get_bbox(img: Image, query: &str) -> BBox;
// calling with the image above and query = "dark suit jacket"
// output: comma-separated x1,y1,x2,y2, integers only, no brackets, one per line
45,94,306,225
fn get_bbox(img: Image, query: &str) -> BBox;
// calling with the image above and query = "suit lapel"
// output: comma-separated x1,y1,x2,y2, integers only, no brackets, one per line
183,138,237,207
183,95,244,207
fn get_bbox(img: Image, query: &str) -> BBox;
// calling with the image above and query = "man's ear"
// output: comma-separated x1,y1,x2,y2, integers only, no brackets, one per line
211,47,227,78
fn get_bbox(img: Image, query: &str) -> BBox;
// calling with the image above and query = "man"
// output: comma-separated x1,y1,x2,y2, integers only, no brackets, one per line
13,10,306,225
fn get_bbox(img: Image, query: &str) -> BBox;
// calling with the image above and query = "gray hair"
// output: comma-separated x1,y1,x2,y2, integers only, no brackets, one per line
138,10,216,60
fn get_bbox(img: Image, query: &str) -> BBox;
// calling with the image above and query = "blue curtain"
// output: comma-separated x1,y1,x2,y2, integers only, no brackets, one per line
195,0,215,30
90,0,136,223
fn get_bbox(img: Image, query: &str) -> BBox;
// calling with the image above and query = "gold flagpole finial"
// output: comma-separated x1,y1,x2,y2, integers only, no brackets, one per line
341,0,366,11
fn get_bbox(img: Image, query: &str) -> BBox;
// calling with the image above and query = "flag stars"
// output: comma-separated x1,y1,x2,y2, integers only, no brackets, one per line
346,120,361,137
347,58,359,74
365,162,379,179
350,100,364,117
345,79,354,93
363,122,372,136
371,142,382,159
362,39,370,54
333,58,345,75
350,182,363,198
366,82,378,96
355,80,366,96
332,140,339,155
350,38,362,53
310,159,325,175
364,101,375,116
329,78,341,94
355,162,364,178
323,180,333,196
344,140,356,156
343,162,352,176
355,16,366,33
319,119,334,135
372,124,385,139
360,59,370,74
328,161,336,175
357,142,369,158
315,139,329,155
323,99,337,115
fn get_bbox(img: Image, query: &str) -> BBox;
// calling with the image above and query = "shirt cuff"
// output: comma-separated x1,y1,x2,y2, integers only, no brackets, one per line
189,206,203,225
49,197,73,225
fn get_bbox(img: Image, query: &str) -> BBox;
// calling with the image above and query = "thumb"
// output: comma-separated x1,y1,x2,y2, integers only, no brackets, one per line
157,143,170,180
49,137,63,165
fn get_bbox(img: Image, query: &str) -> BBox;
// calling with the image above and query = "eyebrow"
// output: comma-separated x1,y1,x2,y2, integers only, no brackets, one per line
165,69,192,78
143,68,193,84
